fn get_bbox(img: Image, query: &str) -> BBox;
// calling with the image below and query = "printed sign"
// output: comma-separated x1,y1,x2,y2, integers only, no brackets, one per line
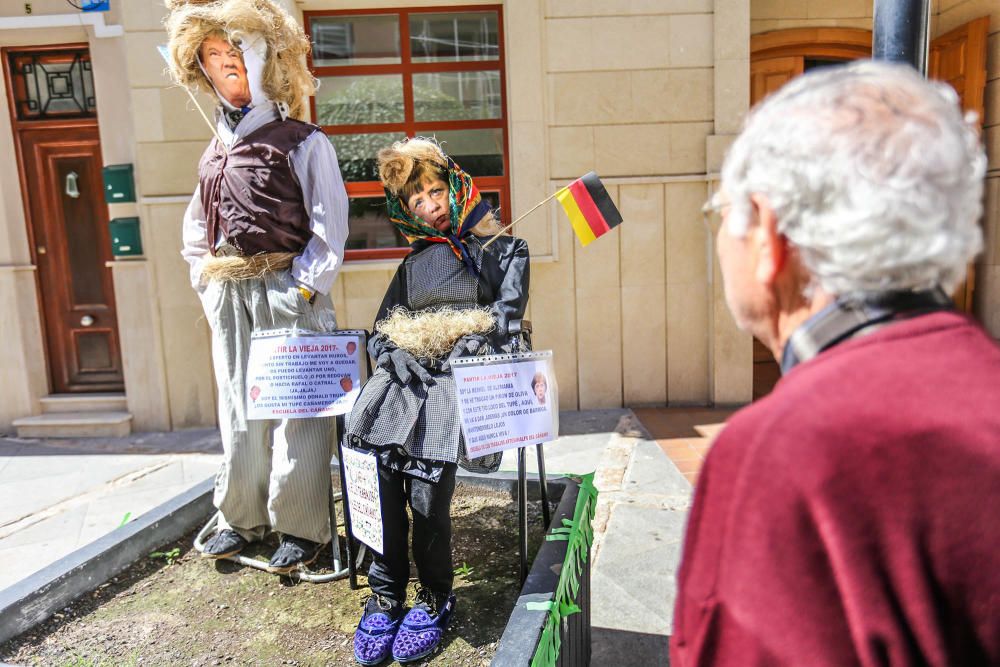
451,351,559,458
341,445,383,554
245,329,366,419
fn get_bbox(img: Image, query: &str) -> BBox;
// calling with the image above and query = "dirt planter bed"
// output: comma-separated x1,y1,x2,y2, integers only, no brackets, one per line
0,472,586,666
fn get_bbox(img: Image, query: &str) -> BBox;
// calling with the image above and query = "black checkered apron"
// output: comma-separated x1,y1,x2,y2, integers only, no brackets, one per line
346,243,502,474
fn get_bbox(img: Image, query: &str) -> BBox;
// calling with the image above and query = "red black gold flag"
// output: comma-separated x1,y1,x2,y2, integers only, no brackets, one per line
555,172,623,246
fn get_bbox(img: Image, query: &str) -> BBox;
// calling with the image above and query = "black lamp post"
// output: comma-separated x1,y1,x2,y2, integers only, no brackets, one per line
872,0,931,73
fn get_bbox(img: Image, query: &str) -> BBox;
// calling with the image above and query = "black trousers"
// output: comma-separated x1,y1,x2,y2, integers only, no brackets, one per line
367,460,456,603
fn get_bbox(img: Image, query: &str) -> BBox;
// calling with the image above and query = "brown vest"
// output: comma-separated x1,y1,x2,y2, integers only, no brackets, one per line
198,119,318,256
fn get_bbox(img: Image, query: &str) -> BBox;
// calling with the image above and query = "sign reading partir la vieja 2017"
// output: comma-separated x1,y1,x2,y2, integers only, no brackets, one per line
245,329,367,419
451,351,559,458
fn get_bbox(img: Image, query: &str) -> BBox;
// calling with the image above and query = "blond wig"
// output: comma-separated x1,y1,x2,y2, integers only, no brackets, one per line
377,137,504,237
163,0,315,120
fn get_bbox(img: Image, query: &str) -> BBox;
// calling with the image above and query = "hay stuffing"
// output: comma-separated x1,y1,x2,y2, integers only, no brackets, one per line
163,0,315,120
376,307,495,359
200,252,296,283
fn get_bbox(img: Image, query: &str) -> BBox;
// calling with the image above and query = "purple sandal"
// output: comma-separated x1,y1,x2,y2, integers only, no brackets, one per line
391,588,456,663
353,595,403,666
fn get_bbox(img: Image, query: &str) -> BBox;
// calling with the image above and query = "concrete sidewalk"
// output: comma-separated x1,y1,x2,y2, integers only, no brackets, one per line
0,430,222,592
0,409,728,664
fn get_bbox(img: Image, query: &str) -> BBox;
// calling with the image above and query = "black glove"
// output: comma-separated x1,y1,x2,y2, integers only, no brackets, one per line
442,334,488,371
377,347,435,386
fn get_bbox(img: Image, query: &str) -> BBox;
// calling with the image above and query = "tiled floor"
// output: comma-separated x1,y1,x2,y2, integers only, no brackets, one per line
631,407,737,485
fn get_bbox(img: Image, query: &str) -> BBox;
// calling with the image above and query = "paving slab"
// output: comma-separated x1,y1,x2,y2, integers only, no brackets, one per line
496,409,627,476
0,431,222,597
591,504,685,634
589,410,694,665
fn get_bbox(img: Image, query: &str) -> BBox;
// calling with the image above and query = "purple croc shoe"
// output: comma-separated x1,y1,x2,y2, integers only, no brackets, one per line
353,595,403,666
391,588,456,664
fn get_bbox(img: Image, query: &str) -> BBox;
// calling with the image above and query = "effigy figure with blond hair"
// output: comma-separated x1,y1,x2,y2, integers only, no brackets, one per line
165,0,349,573
345,137,529,665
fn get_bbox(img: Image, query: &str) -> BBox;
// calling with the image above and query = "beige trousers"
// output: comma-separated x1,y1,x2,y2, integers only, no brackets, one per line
200,268,337,544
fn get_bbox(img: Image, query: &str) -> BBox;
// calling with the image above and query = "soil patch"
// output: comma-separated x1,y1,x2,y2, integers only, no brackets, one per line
1,482,551,666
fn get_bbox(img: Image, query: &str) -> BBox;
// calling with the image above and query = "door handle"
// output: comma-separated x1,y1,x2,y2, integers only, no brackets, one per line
80,315,94,327
65,171,80,199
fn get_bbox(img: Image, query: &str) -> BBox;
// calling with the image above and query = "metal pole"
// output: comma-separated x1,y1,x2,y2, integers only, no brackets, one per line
535,443,551,528
517,446,529,584
336,416,360,590
872,0,931,74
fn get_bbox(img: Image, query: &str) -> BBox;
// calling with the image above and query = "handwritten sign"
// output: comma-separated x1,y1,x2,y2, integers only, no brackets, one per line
245,329,366,419
451,351,558,458
341,445,383,554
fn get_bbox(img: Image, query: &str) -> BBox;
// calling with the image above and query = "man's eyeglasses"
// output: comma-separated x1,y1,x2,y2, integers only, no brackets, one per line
701,193,729,235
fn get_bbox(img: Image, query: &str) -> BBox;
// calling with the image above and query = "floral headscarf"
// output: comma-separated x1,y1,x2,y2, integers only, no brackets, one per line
385,157,492,276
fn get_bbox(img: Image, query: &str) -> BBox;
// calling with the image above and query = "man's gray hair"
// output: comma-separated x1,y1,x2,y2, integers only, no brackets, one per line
721,60,985,296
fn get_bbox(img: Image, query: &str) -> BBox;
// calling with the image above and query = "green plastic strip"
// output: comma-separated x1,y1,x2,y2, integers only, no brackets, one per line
530,472,598,667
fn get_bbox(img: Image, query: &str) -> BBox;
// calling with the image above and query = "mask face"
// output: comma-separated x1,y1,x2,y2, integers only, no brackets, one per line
199,35,251,108
405,177,451,232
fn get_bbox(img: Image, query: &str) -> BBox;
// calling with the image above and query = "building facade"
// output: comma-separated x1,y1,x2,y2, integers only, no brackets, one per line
0,0,996,434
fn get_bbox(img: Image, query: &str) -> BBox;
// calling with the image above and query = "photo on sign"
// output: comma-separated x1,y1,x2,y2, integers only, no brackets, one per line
451,351,559,459
245,330,367,420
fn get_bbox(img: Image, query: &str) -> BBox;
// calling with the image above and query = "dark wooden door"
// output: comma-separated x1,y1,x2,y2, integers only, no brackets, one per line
20,125,123,392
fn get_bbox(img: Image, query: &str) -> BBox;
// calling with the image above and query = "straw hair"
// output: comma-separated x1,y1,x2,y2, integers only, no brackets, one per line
200,252,297,283
376,307,495,359
163,0,315,120
377,138,449,197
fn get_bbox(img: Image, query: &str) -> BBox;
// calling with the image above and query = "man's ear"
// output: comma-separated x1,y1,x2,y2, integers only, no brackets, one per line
750,193,787,286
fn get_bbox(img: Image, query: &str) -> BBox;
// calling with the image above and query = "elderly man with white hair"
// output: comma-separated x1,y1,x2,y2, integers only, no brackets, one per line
671,61,1000,666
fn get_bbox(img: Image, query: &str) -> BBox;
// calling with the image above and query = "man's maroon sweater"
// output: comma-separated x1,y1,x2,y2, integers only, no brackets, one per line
671,312,1000,666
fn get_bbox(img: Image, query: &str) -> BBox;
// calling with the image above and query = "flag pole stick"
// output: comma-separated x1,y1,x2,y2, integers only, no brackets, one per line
180,85,228,154
158,45,227,153
481,190,560,249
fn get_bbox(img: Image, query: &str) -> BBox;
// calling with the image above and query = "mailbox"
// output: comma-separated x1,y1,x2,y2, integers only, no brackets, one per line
109,217,142,256
102,164,136,203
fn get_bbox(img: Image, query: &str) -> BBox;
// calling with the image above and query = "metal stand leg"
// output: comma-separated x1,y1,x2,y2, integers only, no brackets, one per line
336,417,361,590
535,443,551,528
517,446,529,585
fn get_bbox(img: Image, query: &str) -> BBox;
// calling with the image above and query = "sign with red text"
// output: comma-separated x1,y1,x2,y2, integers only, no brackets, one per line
245,329,367,419
451,351,558,458
341,445,383,554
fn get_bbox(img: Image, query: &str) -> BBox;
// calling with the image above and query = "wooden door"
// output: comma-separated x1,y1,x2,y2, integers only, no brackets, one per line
20,125,123,392
929,15,990,313
750,56,804,106
5,45,123,393
749,55,805,399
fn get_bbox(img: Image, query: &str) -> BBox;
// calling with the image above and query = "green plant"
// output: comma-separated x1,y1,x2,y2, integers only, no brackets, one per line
453,561,473,577
148,547,181,566
117,512,132,528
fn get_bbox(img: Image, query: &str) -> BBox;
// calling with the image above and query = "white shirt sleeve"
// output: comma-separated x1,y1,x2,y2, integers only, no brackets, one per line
180,185,210,292
288,131,350,296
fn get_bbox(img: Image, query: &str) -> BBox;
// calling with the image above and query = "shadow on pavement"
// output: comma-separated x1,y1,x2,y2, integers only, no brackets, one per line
592,626,670,666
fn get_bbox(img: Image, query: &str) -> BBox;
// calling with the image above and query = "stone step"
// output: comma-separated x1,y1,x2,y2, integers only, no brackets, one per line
40,393,127,414
13,412,132,439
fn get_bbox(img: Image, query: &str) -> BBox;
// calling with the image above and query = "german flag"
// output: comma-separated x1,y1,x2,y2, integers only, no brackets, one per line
555,172,623,247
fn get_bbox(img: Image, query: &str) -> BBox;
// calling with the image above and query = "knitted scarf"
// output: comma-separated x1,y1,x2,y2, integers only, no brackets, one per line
384,157,491,276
